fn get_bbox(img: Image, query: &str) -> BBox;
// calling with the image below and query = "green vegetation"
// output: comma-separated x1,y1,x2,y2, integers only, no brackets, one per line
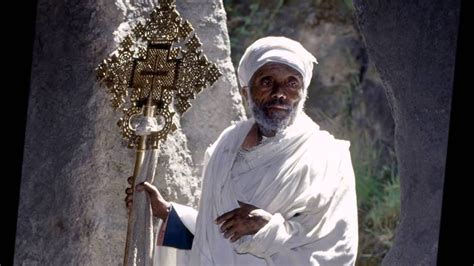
355,144,400,265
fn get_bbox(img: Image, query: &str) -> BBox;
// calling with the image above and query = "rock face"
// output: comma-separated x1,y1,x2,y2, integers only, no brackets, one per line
352,1,459,265
14,0,244,265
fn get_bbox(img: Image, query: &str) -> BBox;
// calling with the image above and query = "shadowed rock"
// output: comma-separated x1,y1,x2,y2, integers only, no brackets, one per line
352,1,459,265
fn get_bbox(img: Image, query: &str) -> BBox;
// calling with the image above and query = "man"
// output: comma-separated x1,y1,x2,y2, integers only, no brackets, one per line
126,36,359,265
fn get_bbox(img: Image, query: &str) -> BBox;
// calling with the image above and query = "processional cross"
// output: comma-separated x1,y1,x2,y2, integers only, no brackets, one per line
96,0,221,264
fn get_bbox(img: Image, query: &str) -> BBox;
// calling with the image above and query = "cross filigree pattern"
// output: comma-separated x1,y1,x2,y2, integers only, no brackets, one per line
96,0,221,149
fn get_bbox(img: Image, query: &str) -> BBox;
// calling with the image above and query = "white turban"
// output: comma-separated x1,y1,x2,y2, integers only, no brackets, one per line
237,36,318,91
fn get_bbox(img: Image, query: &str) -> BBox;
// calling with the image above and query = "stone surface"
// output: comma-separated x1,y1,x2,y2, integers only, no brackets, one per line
352,1,459,265
14,0,244,264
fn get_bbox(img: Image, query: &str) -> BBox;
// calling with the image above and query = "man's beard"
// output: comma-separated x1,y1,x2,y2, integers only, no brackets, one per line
248,97,299,136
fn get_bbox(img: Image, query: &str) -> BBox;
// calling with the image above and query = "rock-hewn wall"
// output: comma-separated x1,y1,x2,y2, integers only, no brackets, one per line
14,0,244,264
353,1,459,265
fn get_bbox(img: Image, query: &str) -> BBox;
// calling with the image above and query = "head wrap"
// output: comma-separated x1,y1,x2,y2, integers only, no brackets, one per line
237,36,318,91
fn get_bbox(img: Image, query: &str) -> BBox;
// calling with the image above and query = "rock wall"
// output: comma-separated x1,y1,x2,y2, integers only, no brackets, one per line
14,0,244,264
352,1,459,265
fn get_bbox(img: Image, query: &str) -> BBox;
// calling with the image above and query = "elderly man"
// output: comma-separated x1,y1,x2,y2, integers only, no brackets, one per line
126,36,359,265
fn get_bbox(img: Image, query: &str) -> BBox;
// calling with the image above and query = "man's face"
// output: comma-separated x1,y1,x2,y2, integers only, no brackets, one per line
246,62,304,133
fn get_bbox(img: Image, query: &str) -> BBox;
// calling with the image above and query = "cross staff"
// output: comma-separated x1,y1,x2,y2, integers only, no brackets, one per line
96,1,221,265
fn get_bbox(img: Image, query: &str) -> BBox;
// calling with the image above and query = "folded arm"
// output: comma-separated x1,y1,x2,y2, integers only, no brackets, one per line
230,149,358,263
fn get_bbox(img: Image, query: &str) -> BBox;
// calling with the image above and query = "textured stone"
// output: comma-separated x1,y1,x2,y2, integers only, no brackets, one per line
14,0,244,264
352,1,459,265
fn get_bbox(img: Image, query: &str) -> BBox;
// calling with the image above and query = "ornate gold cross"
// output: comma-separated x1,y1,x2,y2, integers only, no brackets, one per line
96,0,221,149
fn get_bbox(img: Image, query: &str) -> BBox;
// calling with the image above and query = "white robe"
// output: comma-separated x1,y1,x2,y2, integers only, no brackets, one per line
156,113,358,265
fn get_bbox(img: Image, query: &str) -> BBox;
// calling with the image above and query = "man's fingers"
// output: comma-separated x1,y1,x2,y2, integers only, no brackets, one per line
135,182,149,192
230,234,243,242
215,210,235,225
220,218,236,233
125,180,133,211
125,194,133,211
141,181,155,191
218,206,270,243
127,176,133,185
229,222,253,242
224,226,238,239
137,181,158,195
135,183,143,192
230,232,242,242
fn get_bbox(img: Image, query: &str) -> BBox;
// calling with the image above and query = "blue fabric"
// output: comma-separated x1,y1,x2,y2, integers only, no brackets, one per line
162,205,194,250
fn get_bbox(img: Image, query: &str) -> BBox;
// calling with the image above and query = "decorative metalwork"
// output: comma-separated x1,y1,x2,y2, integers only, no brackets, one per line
96,0,221,148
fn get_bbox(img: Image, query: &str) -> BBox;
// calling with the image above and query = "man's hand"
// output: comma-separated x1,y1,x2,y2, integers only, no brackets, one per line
124,176,171,220
215,201,272,242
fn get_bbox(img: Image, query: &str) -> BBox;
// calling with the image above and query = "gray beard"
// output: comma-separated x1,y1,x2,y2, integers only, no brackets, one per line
248,97,299,136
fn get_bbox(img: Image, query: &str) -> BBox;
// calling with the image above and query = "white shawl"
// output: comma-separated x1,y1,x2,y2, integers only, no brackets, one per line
181,113,358,265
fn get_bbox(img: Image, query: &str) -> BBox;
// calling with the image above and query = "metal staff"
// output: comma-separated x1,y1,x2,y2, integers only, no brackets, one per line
96,1,221,264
